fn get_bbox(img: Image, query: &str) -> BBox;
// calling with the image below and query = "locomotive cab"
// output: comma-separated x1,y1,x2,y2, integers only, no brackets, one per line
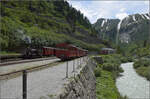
23,47,42,59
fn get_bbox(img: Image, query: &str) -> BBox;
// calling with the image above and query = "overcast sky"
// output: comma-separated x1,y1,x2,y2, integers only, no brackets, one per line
68,1,149,23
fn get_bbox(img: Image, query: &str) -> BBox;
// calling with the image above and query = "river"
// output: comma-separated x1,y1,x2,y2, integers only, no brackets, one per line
116,62,150,99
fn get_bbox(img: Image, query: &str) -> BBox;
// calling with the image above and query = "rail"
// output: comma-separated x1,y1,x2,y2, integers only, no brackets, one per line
0,57,57,66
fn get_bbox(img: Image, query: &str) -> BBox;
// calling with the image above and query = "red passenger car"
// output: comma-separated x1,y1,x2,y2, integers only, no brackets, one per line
55,43,88,60
100,48,116,55
42,47,55,56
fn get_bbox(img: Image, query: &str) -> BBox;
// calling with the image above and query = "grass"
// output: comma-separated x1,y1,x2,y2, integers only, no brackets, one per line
133,58,150,81
0,51,21,56
47,94,56,98
136,66,150,80
96,70,125,99
94,54,128,99
1,1,102,52
40,96,47,99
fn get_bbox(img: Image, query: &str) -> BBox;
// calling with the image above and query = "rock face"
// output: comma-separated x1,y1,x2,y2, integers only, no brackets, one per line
93,13,150,44
58,59,97,99
93,18,120,42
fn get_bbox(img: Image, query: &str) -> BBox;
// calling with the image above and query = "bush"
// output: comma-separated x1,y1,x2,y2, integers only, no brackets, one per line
134,61,141,68
100,54,125,73
102,63,114,71
94,67,102,77
136,47,150,57
134,58,150,80
120,57,128,63
118,67,124,73
136,66,150,80
102,63,121,72
134,59,150,69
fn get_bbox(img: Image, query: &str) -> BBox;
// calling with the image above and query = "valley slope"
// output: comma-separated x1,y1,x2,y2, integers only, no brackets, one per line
0,0,105,52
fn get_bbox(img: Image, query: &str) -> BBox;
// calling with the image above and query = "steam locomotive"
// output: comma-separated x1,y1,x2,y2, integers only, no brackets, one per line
23,43,88,60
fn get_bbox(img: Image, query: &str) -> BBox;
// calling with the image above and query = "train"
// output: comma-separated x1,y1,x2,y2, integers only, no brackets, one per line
100,48,116,55
23,43,88,60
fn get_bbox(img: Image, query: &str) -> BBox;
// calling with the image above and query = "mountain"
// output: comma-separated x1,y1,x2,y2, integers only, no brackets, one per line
93,13,150,45
0,0,105,52
93,18,120,42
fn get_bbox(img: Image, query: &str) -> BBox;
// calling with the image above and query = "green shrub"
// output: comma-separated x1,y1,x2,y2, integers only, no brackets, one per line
94,67,102,77
133,61,141,68
118,67,124,73
134,59,150,68
120,57,128,63
102,63,121,72
102,63,114,71
136,47,150,57
136,66,150,80
134,59,150,80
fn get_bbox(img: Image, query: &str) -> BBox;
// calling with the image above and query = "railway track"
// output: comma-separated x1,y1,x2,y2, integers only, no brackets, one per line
0,54,22,63
0,60,61,77
0,57,57,66
0,57,61,79
0,56,86,78
0,58,23,63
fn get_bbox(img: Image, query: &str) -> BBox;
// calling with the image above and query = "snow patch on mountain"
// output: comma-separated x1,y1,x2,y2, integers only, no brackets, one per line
132,16,136,21
101,19,108,27
141,14,145,19
101,20,105,27
105,19,108,23
144,14,150,20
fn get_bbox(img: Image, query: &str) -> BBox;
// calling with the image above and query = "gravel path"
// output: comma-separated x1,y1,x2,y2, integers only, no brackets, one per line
0,58,60,75
0,57,88,99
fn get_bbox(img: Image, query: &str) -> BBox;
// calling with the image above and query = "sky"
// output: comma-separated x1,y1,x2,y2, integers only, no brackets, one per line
68,1,149,23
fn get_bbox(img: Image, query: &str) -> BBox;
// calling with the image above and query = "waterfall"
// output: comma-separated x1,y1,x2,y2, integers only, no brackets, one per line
101,20,105,27
116,19,122,45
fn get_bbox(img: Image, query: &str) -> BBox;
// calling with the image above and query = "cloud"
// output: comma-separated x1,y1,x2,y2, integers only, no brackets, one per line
68,1,149,23
68,1,94,20
120,8,126,12
116,13,128,20
144,1,149,5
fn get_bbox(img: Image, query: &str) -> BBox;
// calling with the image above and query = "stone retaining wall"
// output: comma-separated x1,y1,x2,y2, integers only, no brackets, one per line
58,58,97,99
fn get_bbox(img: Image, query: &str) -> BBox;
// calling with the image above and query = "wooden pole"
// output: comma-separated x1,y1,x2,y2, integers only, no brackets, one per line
73,59,75,72
66,61,68,78
23,70,27,99
80,57,81,65
77,58,79,66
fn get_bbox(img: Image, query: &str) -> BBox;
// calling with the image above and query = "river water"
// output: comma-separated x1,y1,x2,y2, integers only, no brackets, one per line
116,62,150,99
